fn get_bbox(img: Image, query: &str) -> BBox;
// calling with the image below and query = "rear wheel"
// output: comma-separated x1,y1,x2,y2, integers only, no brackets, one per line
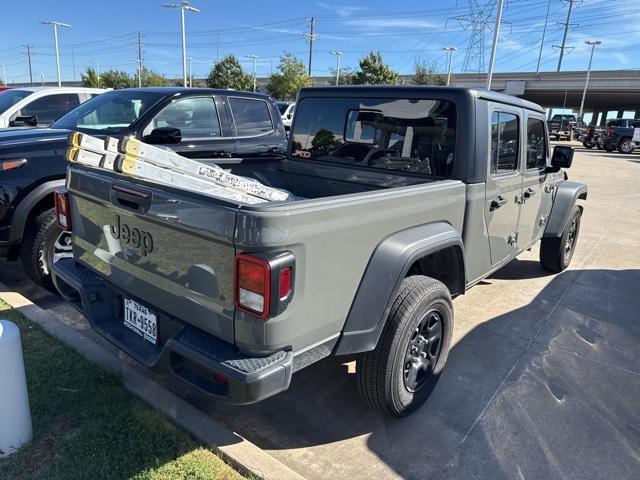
540,205,581,273
20,209,72,292
596,144,603,150
583,142,594,149
618,139,634,154
356,276,453,417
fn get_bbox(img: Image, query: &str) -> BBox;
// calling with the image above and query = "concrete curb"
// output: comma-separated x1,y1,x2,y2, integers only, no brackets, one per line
0,285,304,480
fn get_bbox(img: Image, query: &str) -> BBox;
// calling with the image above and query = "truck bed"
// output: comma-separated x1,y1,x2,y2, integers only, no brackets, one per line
63,157,465,358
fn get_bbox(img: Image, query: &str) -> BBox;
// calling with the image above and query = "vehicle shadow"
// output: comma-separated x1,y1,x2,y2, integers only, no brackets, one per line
181,267,640,479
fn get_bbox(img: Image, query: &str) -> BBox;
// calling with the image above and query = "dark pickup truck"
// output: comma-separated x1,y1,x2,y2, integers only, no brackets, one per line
547,114,578,141
53,87,586,417
596,118,640,153
0,87,287,290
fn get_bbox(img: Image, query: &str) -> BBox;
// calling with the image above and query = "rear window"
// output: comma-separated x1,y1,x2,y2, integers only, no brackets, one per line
0,89,33,114
290,97,456,177
229,97,274,136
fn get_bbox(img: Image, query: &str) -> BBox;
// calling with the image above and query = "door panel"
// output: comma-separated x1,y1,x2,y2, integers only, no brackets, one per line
485,108,523,265
518,115,551,247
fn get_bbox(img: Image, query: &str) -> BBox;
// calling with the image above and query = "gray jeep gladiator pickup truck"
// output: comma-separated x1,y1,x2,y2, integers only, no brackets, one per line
52,87,586,417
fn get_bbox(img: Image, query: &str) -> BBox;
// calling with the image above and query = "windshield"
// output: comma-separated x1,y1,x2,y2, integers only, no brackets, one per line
0,90,33,114
52,90,164,135
290,97,457,177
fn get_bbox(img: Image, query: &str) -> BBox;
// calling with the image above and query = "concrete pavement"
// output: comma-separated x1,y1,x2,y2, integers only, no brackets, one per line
0,145,638,479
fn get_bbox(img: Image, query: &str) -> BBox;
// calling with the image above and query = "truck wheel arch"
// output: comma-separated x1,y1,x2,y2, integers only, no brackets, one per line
543,181,587,239
8,180,66,244
334,222,465,356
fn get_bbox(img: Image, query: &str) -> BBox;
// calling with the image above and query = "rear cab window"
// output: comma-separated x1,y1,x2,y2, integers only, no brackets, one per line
491,112,520,174
19,93,80,125
290,97,457,177
228,97,274,136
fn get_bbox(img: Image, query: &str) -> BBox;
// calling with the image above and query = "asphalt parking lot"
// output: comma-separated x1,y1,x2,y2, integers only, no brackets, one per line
1,144,638,480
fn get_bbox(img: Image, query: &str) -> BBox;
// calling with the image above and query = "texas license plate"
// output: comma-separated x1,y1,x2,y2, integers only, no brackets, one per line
123,298,157,344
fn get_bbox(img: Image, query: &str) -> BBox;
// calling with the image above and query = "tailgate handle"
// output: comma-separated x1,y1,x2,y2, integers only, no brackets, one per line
110,184,152,213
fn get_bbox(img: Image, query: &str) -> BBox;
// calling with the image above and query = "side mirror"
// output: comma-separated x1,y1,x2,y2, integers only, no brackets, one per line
551,145,574,169
10,115,38,127
143,127,182,144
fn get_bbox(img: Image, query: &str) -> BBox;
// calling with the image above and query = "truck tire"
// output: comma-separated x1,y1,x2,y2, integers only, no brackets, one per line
20,208,62,292
596,144,603,150
583,142,594,149
617,139,634,154
356,275,453,417
604,144,616,152
540,205,581,273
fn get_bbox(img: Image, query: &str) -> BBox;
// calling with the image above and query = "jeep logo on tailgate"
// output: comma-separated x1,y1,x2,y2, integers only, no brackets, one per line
110,215,154,256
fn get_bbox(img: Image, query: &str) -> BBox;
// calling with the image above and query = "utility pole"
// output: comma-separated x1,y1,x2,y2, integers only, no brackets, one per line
303,17,317,77
330,51,343,85
486,0,504,90
163,1,200,87
247,54,258,92
137,32,143,87
443,47,456,86
578,40,601,120
40,21,71,87
555,0,579,72
536,0,551,74
25,44,33,86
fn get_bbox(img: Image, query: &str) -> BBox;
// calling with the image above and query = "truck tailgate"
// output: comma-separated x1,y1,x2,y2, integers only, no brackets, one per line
67,166,238,343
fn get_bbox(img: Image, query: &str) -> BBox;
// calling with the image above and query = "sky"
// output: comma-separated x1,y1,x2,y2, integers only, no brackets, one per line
1,0,639,84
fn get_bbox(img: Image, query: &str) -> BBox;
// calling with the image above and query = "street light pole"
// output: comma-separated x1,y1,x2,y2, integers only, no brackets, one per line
442,47,456,86
92,60,100,87
330,51,343,85
486,0,504,90
40,21,71,87
578,40,601,121
162,1,199,87
247,54,258,92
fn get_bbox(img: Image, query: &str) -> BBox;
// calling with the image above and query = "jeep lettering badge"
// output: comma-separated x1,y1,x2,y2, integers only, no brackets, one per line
110,215,154,256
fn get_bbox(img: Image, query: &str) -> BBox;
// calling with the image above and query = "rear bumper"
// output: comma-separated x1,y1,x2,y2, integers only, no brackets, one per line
52,258,293,404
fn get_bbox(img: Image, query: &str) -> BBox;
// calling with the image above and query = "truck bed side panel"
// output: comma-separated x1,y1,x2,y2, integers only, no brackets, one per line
234,180,467,353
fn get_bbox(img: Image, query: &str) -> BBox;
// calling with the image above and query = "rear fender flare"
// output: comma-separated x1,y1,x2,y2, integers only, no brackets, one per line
334,222,464,356
9,179,66,243
543,181,587,238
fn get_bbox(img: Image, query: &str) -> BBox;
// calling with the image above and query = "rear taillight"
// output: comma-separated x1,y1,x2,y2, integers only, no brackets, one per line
54,188,72,230
588,126,594,135
607,127,614,137
234,252,295,319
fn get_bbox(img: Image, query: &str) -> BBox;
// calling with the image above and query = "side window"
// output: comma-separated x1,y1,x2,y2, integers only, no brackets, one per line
526,118,547,169
228,97,273,136
491,111,519,174
145,97,221,140
20,94,80,124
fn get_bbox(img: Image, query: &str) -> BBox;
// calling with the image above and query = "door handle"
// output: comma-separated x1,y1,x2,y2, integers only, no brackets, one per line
524,187,536,198
490,196,507,211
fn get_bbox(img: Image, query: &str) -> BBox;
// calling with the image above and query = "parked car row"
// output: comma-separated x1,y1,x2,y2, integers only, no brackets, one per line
578,118,640,153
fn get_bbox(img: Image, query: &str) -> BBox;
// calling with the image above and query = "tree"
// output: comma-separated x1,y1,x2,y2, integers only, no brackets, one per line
266,53,313,100
412,59,448,86
206,55,253,91
351,51,398,86
328,66,355,85
80,67,101,88
140,67,167,87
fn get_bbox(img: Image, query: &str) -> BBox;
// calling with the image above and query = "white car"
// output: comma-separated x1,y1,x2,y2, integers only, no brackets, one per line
0,87,108,129
280,102,295,130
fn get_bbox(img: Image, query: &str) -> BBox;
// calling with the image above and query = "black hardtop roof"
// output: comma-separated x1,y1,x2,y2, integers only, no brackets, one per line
297,85,545,114
110,87,273,100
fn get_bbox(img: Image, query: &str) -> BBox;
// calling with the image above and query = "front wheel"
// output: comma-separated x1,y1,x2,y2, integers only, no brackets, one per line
21,208,63,291
618,139,634,154
540,205,581,273
356,276,453,417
